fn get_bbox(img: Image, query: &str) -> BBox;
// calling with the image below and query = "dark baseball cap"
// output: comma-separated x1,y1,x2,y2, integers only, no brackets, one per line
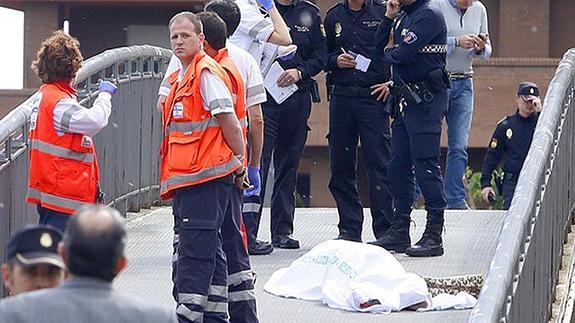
517,82,540,100
6,225,65,269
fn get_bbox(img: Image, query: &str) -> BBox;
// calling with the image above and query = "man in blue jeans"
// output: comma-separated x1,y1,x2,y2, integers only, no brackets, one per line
431,0,491,209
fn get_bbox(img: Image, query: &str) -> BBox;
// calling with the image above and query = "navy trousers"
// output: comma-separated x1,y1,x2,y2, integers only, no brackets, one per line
328,94,393,240
37,205,69,233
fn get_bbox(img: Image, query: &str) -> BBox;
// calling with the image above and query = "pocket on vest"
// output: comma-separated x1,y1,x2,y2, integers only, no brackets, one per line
168,134,201,172
56,160,95,201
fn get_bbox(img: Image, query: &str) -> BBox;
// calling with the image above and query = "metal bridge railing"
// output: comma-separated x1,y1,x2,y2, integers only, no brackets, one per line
0,45,171,293
469,49,575,322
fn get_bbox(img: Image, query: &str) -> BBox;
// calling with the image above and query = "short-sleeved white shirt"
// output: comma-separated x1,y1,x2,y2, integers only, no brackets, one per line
228,0,275,66
160,43,267,107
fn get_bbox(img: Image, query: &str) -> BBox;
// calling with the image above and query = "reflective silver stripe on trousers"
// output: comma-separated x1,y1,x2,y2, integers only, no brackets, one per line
228,290,256,302
161,158,241,193
168,117,247,134
242,202,260,213
205,301,228,313
208,285,228,298
27,188,87,211
176,304,204,323
248,19,272,38
228,270,253,286
30,139,94,162
179,293,208,306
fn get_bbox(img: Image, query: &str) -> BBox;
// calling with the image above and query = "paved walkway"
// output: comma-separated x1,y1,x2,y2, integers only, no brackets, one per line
115,207,505,322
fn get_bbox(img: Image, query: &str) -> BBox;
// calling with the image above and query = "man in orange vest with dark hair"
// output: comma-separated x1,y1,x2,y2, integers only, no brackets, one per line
161,11,247,323
197,11,260,322
26,31,117,232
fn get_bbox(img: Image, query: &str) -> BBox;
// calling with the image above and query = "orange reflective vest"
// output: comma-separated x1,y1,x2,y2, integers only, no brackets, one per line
26,81,99,214
214,48,249,166
160,51,242,199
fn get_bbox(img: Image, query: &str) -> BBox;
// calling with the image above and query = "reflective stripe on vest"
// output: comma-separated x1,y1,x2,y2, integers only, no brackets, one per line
30,139,94,163
168,117,248,134
26,188,87,212
161,158,240,193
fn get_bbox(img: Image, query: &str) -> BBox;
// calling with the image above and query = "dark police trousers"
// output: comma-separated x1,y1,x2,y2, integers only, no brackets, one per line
37,205,70,233
256,89,311,240
389,90,447,217
328,93,393,240
173,176,232,323
172,180,258,323
502,175,518,210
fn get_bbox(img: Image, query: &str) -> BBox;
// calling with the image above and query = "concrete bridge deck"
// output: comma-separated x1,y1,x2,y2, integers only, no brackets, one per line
115,208,505,322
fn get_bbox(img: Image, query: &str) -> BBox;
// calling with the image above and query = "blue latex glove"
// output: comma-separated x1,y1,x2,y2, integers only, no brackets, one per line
257,0,274,11
99,80,118,95
243,166,261,197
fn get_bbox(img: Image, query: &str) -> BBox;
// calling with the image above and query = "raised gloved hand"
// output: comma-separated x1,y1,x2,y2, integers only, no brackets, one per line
256,0,275,11
99,80,118,95
243,166,261,197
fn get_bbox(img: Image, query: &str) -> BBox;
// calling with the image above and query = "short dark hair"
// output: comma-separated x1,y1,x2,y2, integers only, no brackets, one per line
31,30,83,83
205,0,241,37
169,11,203,34
197,12,228,51
64,206,126,282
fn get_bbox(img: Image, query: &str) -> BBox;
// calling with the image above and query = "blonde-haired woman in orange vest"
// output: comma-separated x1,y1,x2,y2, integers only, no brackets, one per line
26,31,117,232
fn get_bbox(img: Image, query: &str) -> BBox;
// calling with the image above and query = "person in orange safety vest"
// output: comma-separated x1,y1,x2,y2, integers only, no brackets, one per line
160,12,247,323
26,31,117,233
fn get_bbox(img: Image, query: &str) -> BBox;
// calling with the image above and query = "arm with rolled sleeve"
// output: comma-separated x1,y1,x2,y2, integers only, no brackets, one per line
480,123,506,188
52,92,112,137
297,13,327,79
381,11,444,64
200,70,245,157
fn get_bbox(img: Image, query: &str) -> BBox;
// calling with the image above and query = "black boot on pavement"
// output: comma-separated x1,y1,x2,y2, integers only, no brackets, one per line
248,239,274,255
405,212,444,257
368,213,411,253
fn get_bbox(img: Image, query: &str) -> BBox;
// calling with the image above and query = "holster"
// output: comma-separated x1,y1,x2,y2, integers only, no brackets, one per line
310,79,321,103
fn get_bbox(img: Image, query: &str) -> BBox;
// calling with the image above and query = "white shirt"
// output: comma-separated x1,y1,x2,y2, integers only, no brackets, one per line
198,70,235,116
50,92,112,137
229,0,275,65
160,43,267,108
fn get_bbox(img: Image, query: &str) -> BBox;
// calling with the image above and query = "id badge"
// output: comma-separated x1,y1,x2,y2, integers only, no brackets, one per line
173,102,184,119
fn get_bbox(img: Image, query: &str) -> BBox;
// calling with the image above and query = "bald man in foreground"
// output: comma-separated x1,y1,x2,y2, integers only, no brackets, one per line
0,206,177,323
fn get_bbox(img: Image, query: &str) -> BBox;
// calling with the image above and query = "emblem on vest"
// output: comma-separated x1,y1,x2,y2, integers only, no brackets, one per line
173,102,184,119
81,135,93,148
335,22,342,37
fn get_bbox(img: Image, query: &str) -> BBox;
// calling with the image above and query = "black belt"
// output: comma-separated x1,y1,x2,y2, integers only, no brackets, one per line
449,72,473,80
332,85,373,98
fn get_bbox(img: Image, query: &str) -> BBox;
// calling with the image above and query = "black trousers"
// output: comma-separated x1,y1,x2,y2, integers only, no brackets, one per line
257,89,312,240
327,94,393,240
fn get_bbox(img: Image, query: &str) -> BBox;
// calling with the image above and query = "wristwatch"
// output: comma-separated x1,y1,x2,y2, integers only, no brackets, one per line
234,168,246,178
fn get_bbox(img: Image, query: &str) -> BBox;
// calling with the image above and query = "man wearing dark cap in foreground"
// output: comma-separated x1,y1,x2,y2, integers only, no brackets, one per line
0,206,177,323
1,225,66,296
481,82,543,209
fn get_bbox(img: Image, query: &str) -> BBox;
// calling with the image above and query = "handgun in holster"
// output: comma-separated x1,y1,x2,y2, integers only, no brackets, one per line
310,79,321,103
494,173,504,196
326,73,334,102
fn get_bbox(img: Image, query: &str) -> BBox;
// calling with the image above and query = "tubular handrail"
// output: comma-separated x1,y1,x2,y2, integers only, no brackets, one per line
469,49,575,322
0,45,171,150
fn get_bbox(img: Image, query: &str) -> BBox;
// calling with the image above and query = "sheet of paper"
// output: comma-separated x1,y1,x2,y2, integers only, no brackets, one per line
264,62,298,105
355,54,371,72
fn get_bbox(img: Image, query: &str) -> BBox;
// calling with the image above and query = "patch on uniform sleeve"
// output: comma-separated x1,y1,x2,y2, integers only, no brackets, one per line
490,138,498,149
335,22,342,38
403,31,418,44
506,128,513,139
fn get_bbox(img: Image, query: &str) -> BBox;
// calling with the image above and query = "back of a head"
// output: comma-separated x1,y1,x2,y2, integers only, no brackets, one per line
197,12,228,51
205,0,241,37
64,206,127,282
31,30,83,84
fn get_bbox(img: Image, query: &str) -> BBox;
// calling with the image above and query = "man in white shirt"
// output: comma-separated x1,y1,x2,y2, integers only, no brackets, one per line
431,0,491,209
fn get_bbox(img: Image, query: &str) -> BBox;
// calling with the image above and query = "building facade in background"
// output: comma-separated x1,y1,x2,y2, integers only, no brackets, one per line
0,0,571,206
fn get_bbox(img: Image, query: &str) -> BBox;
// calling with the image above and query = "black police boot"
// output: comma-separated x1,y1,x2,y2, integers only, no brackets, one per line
405,213,444,257
368,214,411,253
248,239,274,255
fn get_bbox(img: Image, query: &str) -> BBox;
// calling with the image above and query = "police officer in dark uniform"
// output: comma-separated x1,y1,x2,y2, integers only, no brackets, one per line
323,0,394,243
370,0,450,257
481,82,542,210
257,0,327,249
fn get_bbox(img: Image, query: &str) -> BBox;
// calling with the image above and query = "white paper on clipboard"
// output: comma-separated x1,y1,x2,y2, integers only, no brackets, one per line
263,62,298,105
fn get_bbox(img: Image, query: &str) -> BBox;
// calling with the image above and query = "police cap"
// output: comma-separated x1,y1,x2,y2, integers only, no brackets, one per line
6,225,65,269
517,82,540,100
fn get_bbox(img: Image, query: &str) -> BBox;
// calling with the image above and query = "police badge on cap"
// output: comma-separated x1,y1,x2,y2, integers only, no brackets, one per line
6,225,65,269
517,82,540,101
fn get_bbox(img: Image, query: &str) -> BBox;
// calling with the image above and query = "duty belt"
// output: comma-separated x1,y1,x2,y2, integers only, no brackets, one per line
418,44,447,54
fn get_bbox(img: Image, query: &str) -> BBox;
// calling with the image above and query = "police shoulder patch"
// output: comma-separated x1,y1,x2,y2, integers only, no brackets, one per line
403,31,418,44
